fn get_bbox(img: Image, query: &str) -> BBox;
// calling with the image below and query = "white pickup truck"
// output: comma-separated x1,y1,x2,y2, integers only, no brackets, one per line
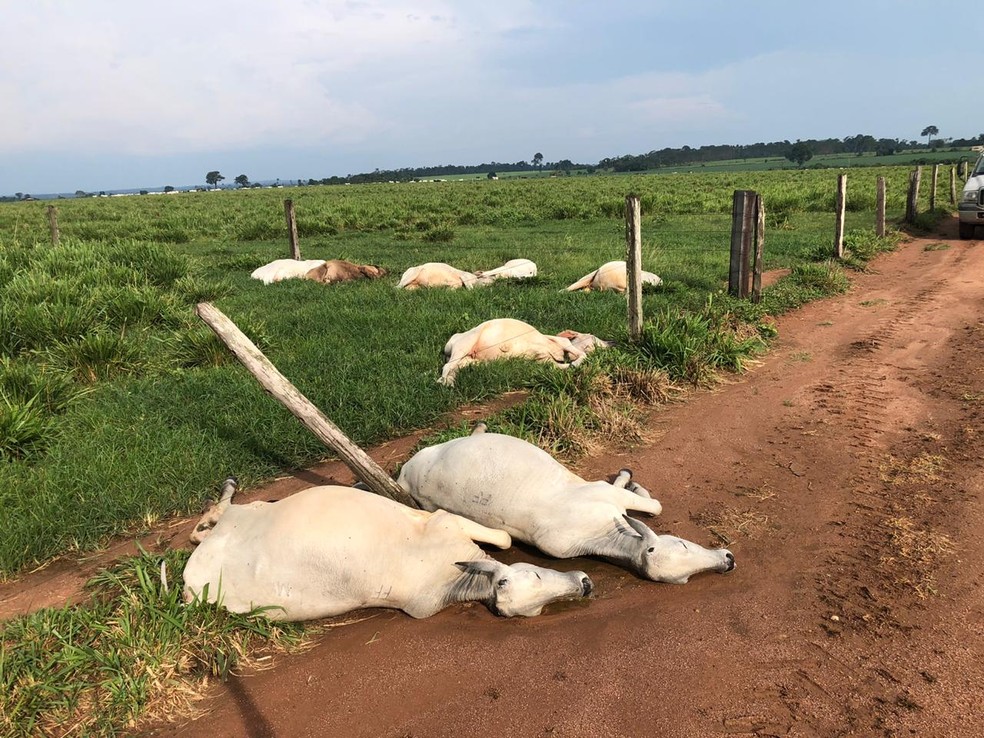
959,153,984,239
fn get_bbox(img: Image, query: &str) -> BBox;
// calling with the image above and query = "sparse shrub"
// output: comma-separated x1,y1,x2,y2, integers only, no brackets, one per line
43,330,147,383
0,358,82,414
422,222,456,242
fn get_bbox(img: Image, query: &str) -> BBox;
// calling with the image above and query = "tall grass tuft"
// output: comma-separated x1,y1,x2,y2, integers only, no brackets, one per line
0,549,307,736
627,303,765,385
0,393,54,461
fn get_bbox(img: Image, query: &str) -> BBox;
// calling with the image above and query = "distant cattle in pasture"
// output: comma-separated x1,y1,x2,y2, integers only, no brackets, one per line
251,259,386,285
565,260,662,293
397,262,479,290
475,258,538,284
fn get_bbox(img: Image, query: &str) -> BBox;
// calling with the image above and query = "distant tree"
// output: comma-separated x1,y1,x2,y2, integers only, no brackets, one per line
205,171,225,189
556,159,574,175
532,152,544,172
139,190,148,195
74,190,89,198
163,185,175,193
920,125,939,148
786,142,814,167
487,171,498,180
15,192,23,200
234,174,250,188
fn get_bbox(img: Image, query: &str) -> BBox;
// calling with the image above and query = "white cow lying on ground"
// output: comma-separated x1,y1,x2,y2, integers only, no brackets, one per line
398,428,736,584
565,260,663,293
251,258,386,285
397,262,479,290
475,258,538,284
183,479,592,620
438,318,612,386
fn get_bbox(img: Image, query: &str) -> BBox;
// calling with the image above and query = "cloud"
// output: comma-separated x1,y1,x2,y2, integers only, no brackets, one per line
0,1,551,156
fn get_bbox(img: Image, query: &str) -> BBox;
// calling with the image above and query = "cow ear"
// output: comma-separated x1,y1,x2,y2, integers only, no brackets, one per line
613,516,643,539
621,515,657,542
455,560,500,578
556,330,577,339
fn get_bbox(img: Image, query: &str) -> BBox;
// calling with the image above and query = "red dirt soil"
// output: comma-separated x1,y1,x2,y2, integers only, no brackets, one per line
5,220,984,737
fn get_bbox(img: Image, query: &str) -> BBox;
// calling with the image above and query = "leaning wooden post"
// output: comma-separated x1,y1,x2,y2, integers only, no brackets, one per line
625,194,644,342
750,194,766,303
950,166,958,205
930,163,939,211
904,167,921,224
196,302,418,508
834,174,847,258
728,190,756,298
284,199,301,259
46,205,60,246
875,176,887,237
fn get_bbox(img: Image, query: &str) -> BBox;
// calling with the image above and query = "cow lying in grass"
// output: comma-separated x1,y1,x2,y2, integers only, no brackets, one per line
475,258,538,284
398,428,735,584
438,318,612,386
251,259,386,285
184,479,592,620
397,262,479,290
565,260,662,293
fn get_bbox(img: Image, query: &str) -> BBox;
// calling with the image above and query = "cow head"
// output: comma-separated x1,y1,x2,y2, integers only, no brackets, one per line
556,330,615,354
615,515,735,584
455,559,593,617
359,264,387,279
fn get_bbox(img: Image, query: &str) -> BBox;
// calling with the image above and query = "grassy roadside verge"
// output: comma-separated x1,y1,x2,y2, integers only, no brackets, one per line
0,227,904,736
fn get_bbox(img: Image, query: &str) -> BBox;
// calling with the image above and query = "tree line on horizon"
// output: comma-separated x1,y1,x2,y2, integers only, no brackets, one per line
303,132,984,185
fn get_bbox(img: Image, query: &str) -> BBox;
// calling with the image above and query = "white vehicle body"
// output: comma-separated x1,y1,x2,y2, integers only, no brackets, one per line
959,154,984,239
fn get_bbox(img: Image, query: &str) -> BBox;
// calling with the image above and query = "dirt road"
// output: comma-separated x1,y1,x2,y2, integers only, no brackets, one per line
12,222,984,737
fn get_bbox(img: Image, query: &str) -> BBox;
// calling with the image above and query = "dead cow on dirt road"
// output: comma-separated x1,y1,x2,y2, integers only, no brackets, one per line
184,479,592,620
251,259,386,285
438,318,612,385
565,260,662,293
398,429,736,584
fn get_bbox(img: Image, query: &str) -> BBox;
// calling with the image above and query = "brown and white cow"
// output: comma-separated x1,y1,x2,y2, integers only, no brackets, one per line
251,258,386,285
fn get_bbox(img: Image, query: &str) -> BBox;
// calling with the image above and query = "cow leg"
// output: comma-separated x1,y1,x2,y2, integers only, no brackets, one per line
439,354,474,385
619,489,662,517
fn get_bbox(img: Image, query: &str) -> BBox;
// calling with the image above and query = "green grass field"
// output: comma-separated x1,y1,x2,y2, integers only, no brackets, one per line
0,166,940,577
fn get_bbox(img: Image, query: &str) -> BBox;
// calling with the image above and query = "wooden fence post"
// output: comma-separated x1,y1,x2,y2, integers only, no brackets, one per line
930,163,939,211
625,195,643,342
196,302,418,508
834,174,847,258
950,166,958,205
728,190,756,298
46,205,59,247
750,194,766,303
876,176,886,237
284,199,301,259
904,167,921,224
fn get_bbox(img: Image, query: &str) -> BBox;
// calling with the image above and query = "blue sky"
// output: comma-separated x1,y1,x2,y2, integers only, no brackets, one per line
1,1,975,195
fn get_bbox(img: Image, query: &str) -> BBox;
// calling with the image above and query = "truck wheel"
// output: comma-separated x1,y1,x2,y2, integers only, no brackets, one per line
959,221,975,239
